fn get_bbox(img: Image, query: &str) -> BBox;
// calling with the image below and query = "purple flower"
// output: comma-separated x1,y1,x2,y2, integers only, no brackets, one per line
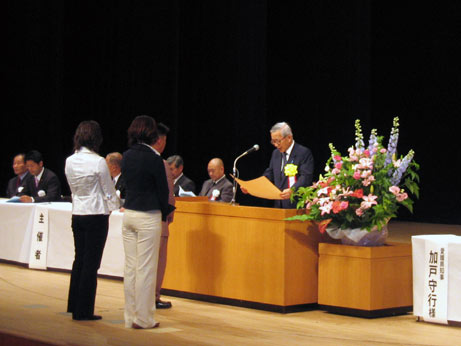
385,117,399,170
391,150,414,185
368,129,378,152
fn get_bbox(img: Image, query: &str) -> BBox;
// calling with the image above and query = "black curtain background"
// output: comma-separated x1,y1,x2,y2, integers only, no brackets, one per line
4,1,461,224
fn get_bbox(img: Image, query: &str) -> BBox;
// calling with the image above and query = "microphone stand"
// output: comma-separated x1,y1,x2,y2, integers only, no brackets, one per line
231,152,247,205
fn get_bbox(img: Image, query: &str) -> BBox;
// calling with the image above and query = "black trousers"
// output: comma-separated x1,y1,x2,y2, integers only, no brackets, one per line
67,214,109,318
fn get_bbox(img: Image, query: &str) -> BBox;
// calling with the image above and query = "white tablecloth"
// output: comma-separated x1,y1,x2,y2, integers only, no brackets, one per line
0,199,124,277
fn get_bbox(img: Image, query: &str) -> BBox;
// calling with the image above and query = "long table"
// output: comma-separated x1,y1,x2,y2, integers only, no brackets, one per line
0,199,124,277
0,198,323,312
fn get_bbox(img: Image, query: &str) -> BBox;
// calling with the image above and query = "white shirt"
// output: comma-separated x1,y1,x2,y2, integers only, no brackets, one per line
65,147,120,215
281,140,295,170
35,167,44,185
113,172,121,186
173,172,184,185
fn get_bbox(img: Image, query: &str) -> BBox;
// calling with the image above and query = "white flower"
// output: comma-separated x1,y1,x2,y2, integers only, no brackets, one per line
212,189,220,198
37,190,46,197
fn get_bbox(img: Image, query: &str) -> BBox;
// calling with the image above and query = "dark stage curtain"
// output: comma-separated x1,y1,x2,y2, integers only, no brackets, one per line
4,1,461,223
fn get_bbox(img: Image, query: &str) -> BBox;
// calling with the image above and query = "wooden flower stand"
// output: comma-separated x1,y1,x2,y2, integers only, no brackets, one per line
318,242,413,318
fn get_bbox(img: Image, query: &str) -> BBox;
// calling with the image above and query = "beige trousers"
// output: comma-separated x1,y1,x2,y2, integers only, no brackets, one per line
122,209,161,328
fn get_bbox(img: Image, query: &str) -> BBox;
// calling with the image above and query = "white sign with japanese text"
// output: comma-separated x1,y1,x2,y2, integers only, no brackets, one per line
28,206,49,270
423,239,448,324
413,234,461,325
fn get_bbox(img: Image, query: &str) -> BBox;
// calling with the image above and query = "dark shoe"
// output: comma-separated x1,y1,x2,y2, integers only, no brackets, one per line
156,300,172,309
73,315,102,321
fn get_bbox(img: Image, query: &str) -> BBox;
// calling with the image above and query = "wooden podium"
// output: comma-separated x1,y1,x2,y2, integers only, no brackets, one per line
318,242,413,317
162,198,324,312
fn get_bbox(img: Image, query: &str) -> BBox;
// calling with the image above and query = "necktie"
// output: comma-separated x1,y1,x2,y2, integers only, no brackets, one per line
281,153,287,171
35,177,39,188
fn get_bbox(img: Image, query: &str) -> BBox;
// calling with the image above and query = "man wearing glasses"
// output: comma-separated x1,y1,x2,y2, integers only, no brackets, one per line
263,122,314,209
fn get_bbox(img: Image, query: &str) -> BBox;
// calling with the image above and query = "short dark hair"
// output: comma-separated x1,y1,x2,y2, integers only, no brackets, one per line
127,115,158,146
157,123,170,137
166,155,184,168
25,150,43,164
14,153,26,163
73,120,103,152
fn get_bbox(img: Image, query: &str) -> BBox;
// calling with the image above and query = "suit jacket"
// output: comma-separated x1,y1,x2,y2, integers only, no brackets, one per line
263,142,314,209
174,174,196,196
199,176,233,202
162,159,176,237
122,143,173,221
25,168,62,202
6,172,32,198
115,174,126,199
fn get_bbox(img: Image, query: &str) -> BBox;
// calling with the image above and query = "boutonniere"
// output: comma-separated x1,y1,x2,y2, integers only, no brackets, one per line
284,164,298,188
211,189,220,201
284,164,298,177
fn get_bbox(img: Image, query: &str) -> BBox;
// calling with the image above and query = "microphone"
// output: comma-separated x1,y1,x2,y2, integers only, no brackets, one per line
242,144,260,156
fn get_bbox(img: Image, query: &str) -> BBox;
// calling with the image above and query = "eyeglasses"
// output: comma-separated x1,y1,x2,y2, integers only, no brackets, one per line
271,137,286,146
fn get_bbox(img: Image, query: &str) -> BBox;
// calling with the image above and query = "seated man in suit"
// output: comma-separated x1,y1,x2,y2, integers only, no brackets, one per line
19,150,62,203
6,153,32,198
106,152,126,199
263,122,314,209
199,158,233,202
166,155,196,196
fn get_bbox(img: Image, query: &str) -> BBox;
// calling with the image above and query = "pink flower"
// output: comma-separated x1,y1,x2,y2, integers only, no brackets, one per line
317,187,330,196
380,148,387,154
362,175,375,187
363,149,370,157
335,162,342,170
334,155,342,162
361,170,372,178
353,171,361,180
355,207,364,216
332,200,349,214
340,201,349,210
361,194,378,209
396,192,408,202
358,158,373,169
331,168,341,175
389,186,400,195
319,202,333,215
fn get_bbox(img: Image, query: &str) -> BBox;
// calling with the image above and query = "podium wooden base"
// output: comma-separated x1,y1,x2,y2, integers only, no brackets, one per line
163,200,329,312
318,242,413,318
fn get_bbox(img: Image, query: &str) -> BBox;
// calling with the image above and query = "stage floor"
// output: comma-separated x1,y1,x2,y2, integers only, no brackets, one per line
1,221,460,346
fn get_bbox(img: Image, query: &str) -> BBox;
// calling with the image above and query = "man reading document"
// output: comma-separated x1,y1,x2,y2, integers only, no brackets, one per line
242,122,314,209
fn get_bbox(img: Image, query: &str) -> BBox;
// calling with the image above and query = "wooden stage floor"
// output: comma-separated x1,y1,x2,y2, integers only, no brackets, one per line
1,221,460,346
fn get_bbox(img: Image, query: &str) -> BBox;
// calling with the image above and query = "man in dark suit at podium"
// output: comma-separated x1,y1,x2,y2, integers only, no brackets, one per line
166,155,196,196
6,153,32,198
199,158,233,202
263,122,314,209
19,150,62,203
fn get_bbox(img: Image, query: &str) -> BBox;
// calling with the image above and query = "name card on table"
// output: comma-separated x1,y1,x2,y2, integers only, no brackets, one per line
412,234,461,325
28,206,49,270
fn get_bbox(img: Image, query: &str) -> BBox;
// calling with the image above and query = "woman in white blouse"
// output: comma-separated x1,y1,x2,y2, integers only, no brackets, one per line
65,120,119,321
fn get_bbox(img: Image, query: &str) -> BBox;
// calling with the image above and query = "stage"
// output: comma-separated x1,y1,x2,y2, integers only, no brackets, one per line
1,221,461,345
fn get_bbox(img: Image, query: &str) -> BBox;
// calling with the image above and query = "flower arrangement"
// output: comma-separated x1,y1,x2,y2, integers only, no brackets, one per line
288,117,419,235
